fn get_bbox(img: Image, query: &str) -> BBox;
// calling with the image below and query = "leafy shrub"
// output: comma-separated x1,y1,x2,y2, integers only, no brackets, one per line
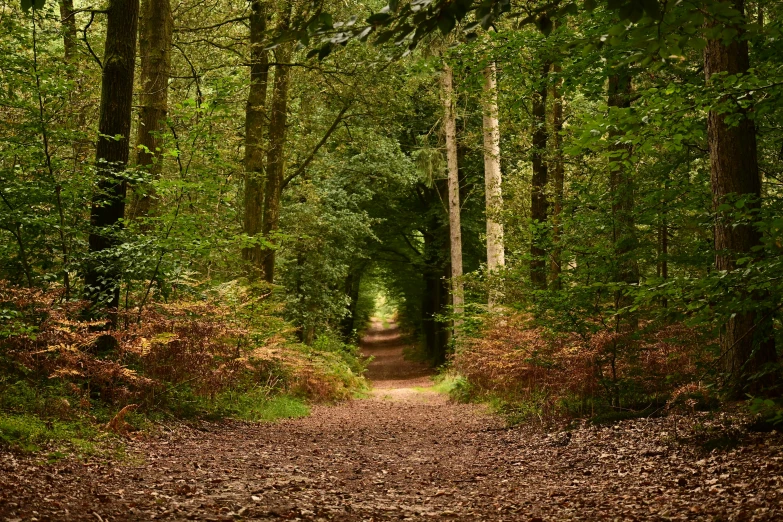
311,332,369,375
454,313,714,422
749,397,783,428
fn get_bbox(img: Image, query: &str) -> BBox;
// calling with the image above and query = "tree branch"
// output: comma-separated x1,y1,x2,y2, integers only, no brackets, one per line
174,16,250,33
281,104,350,190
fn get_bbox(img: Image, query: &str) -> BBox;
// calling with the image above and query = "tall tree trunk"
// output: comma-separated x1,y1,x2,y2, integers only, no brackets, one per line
705,0,776,397
549,63,565,288
422,227,440,361
242,0,270,270
260,36,292,283
482,62,504,309
604,67,638,406
131,0,172,219
442,64,464,323
608,70,638,279
530,62,550,290
340,268,362,340
657,171,669,301
84,0,139,320
58,0,78,62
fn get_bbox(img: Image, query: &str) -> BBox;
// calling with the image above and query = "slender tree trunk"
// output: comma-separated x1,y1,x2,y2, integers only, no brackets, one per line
482,62,504,309
606,67,638,405
657,171,669,294
260,36,292,283
58,0,78,62
705,0,776,397
549,63,565,288
530,62,550,290
340,269,362,340
608,69,638,292
60,0,91,168
84,0,139,320
442,64,464,323
242,0,270,270
131,0,172,219
422,228,439,361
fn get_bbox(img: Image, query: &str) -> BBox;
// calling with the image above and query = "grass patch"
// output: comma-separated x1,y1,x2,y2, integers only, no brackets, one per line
211,389,310,422
430,374,463,396
0,413,98,453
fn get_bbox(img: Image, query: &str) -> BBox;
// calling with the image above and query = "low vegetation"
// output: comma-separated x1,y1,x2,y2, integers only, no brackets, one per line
0,282,367,452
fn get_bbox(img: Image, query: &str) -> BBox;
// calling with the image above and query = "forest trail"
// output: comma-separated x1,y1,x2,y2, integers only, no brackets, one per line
3,322,783,521
360,318,435,399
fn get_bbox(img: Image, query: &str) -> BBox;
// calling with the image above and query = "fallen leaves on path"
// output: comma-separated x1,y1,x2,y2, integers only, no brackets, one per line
2,324,781,521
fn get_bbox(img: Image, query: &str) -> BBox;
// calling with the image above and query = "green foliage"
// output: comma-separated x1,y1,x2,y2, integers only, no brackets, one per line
0,413,97,453
749,397,783,428
439,374,473,403
311,333,369,376
0,379,99,453
4,0,783,441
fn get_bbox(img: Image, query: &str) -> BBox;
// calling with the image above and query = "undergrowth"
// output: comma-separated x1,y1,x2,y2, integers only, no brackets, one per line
0,281,367,453
450,313,723,428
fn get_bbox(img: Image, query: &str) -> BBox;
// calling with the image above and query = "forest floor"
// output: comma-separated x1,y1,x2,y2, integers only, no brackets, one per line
2,321,783,521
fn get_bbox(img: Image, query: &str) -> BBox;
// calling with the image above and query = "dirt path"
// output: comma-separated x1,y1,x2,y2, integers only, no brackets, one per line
2,323,783,521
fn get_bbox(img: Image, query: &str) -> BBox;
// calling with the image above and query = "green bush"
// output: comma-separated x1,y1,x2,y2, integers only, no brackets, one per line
312,333,369,376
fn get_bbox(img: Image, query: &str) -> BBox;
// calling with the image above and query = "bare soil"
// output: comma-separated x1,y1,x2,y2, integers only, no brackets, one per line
2,323,783,521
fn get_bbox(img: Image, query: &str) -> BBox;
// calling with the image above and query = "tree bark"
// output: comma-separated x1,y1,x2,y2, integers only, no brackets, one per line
340,269,362,340
242,0,270,271
705,0,776,397
482,62,504,309
607,69,638,291
131,0,172,219
442,64,464,322
260,34,293,283
84,0,139,320
58,0,78,62
530,62,550,290
549,63,565,288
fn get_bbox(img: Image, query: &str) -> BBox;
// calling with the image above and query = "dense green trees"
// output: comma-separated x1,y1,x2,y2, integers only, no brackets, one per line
1,0,782,405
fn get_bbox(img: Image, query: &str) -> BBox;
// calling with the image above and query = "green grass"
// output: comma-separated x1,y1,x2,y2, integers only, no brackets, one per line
211,389,310,422
430,374,463,395
0,412,98,453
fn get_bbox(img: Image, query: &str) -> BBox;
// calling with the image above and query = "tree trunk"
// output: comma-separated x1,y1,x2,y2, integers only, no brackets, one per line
58,0,78,62
705,0,776,397
131,0,172,219
549,63,565,288
84,0,139,320
657,171,669,301
260,39,292,283
422,225,439,362
482,62,504,309
530,62,550,290
608,70,638,291
442,64,464,323
242,0,270,271
340,268,363,340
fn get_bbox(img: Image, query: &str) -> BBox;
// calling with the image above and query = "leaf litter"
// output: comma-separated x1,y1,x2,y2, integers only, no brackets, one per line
1,325,782,521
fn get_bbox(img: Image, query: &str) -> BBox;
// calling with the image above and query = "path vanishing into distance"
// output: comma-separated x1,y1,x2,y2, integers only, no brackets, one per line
2,321,783,521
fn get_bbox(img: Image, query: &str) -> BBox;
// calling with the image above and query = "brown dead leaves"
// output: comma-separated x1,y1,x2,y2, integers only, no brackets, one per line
454,313,714,416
